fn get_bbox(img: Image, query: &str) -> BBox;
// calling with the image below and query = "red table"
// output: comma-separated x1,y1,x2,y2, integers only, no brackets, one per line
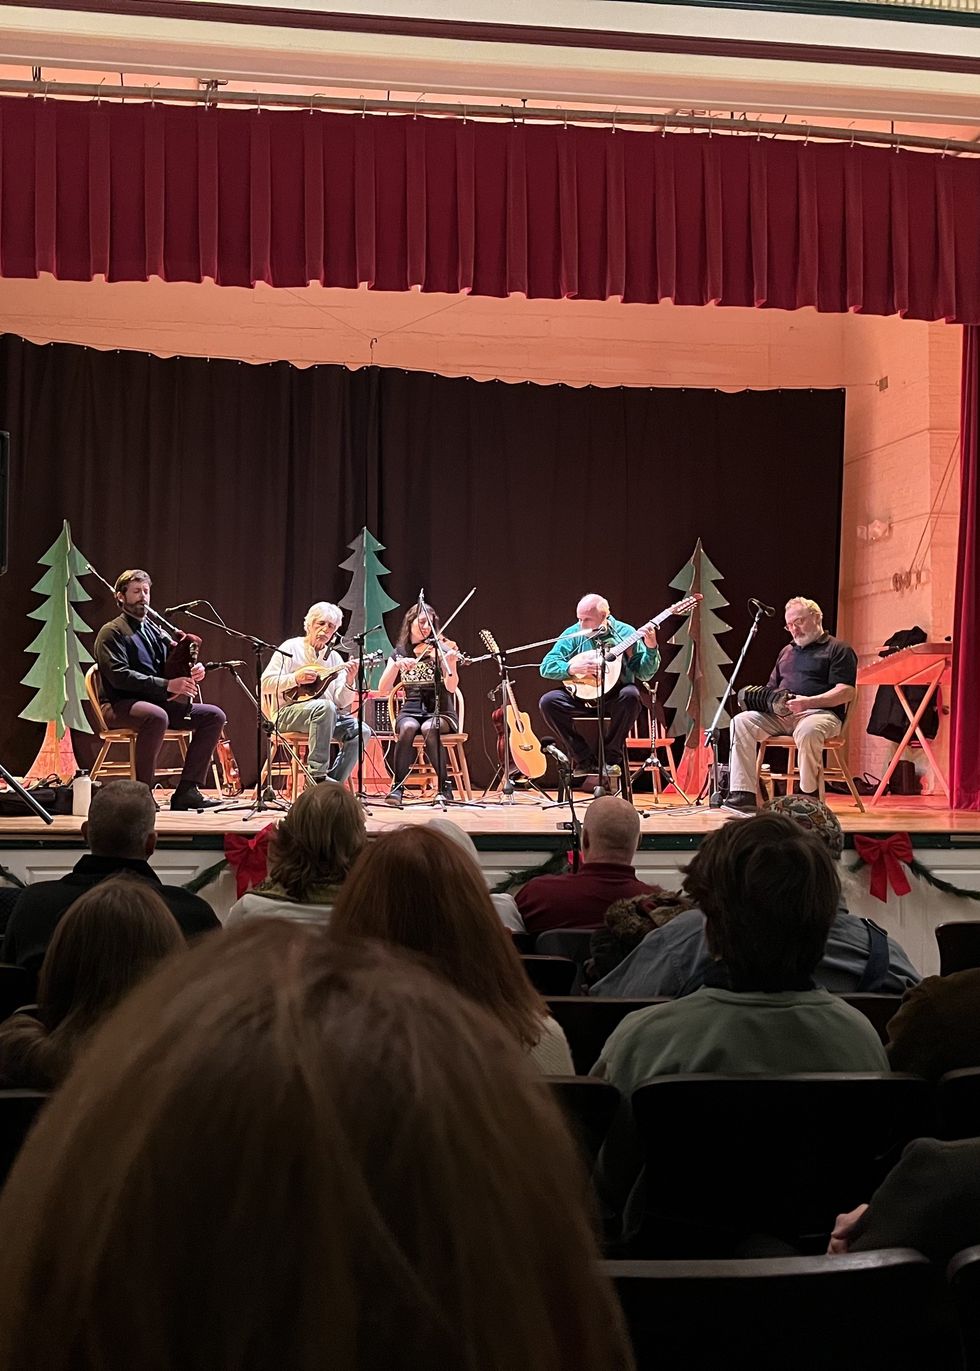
856,642,952,806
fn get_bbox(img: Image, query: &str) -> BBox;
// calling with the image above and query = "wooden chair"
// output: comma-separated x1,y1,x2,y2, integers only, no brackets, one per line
261,732,311,800
84,667,189,783
755,707,866,811
625,689,679,801
387,687,473,799
607,1251,952,1371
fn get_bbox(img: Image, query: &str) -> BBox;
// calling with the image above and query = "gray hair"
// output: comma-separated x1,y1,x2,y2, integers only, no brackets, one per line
784,597,823,622
576,593,610,618
86,781,156,859
304,602,343,633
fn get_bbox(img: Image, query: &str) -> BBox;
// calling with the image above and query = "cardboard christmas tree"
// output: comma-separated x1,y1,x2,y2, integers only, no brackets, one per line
20,523,94,782
663,539,731,795
338,529,397,689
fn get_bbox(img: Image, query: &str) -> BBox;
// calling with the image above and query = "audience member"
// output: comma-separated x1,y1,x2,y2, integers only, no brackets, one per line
590,795,920,997
331,826,574,1074
829,1137,980,1267
0,876,183,1090
515,796,658,936
226,782,366,925
586,888,695,986
425,817,524,932
3,781,217,976
0,925,631,1371
592,814,887,1237
885,967,980,1081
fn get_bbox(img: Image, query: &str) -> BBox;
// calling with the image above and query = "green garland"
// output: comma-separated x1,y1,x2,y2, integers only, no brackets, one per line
848,854,980,903
183,858,229,895
492,849,571,894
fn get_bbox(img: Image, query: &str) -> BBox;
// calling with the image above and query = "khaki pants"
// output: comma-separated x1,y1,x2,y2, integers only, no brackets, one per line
729,708,842,796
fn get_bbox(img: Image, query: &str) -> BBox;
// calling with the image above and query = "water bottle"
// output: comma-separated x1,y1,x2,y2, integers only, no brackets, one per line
72,770,92,818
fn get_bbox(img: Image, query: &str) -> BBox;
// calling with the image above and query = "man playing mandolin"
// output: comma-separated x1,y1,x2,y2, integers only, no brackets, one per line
262,602,372,787
539,593,661,787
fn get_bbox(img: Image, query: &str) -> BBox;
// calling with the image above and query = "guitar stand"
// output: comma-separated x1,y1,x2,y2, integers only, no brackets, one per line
482,664,550,807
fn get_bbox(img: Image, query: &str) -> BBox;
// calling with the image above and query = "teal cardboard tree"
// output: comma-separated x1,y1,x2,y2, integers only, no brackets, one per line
663,539,731,794
338,528,398,689
20,522,94,739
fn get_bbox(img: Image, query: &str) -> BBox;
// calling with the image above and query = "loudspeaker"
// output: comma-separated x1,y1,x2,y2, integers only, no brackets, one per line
0,431,7,576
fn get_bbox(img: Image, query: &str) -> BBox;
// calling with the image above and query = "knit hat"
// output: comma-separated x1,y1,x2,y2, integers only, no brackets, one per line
763,793,844,861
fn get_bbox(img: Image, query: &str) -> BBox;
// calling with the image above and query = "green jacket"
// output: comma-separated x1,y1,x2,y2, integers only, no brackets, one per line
540,615,660,685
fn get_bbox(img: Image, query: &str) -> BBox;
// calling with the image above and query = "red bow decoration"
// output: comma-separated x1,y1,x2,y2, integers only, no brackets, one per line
223,823,278,898
853,833,913,903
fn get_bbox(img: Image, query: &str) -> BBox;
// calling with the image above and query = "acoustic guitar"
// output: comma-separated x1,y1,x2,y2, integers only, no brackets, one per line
563,594,702,700
282,651,384,705
480,630,547,780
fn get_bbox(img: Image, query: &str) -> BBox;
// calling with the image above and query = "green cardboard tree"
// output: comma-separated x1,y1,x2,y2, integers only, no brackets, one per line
20,522,94,754
338,528,398,689
663,539,731,794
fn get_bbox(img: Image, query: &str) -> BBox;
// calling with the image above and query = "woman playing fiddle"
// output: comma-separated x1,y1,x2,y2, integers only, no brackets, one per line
377,604,459,807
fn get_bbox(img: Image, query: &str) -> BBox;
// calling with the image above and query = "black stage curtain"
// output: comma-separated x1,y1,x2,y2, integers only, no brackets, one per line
0,336,844,785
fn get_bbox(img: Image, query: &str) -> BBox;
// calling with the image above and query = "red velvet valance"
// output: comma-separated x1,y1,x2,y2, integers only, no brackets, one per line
2,97,980,321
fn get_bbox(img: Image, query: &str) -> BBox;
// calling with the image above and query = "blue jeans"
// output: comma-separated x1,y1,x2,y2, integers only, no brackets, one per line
276,699,372,782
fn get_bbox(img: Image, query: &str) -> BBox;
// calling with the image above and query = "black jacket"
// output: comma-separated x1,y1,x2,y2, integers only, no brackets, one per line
3,855,220,977
94,613,171,706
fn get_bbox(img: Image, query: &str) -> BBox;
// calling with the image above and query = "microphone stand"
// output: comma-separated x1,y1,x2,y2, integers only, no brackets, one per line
631,683,692,809
593,630,611,799
554,753,583,872
345,623,381,811
171,607,298,818
0,763,54,824
697,602,767,809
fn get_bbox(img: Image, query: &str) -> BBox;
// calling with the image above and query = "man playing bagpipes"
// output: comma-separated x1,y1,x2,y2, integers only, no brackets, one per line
94,570,225,810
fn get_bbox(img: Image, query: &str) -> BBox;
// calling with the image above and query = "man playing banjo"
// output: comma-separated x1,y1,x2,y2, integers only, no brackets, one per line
538,593,660,786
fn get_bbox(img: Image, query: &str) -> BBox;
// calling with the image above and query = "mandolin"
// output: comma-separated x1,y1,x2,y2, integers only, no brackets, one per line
480,630,547,780
563,594,702,700
282,651,384,705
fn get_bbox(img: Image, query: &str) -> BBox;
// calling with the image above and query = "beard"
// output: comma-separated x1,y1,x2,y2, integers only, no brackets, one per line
792,625,822,647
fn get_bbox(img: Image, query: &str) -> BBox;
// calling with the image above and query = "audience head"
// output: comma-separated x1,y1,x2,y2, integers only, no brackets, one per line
81,780,157,861
0,875,182,1088
331,825,546,1049
582,796,641,866
682,813,839,990
266,781,367,901
763,793,844,862
0,925,631,1371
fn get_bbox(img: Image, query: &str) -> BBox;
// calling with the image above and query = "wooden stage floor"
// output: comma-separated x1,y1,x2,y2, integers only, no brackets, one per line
1,790,978,849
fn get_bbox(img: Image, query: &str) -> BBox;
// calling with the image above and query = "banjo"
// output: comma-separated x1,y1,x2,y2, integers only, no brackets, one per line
562,594,702,700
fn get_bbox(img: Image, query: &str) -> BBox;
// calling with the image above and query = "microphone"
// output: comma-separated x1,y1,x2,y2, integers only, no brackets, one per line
164,600,205,614
749,598,776,618
540,736,571,769
203,660,246,670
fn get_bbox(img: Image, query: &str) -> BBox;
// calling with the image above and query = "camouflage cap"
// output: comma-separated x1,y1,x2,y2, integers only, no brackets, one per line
763,793,843,861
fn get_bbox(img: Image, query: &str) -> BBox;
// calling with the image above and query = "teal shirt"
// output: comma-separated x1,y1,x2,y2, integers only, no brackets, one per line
540,614,660,686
